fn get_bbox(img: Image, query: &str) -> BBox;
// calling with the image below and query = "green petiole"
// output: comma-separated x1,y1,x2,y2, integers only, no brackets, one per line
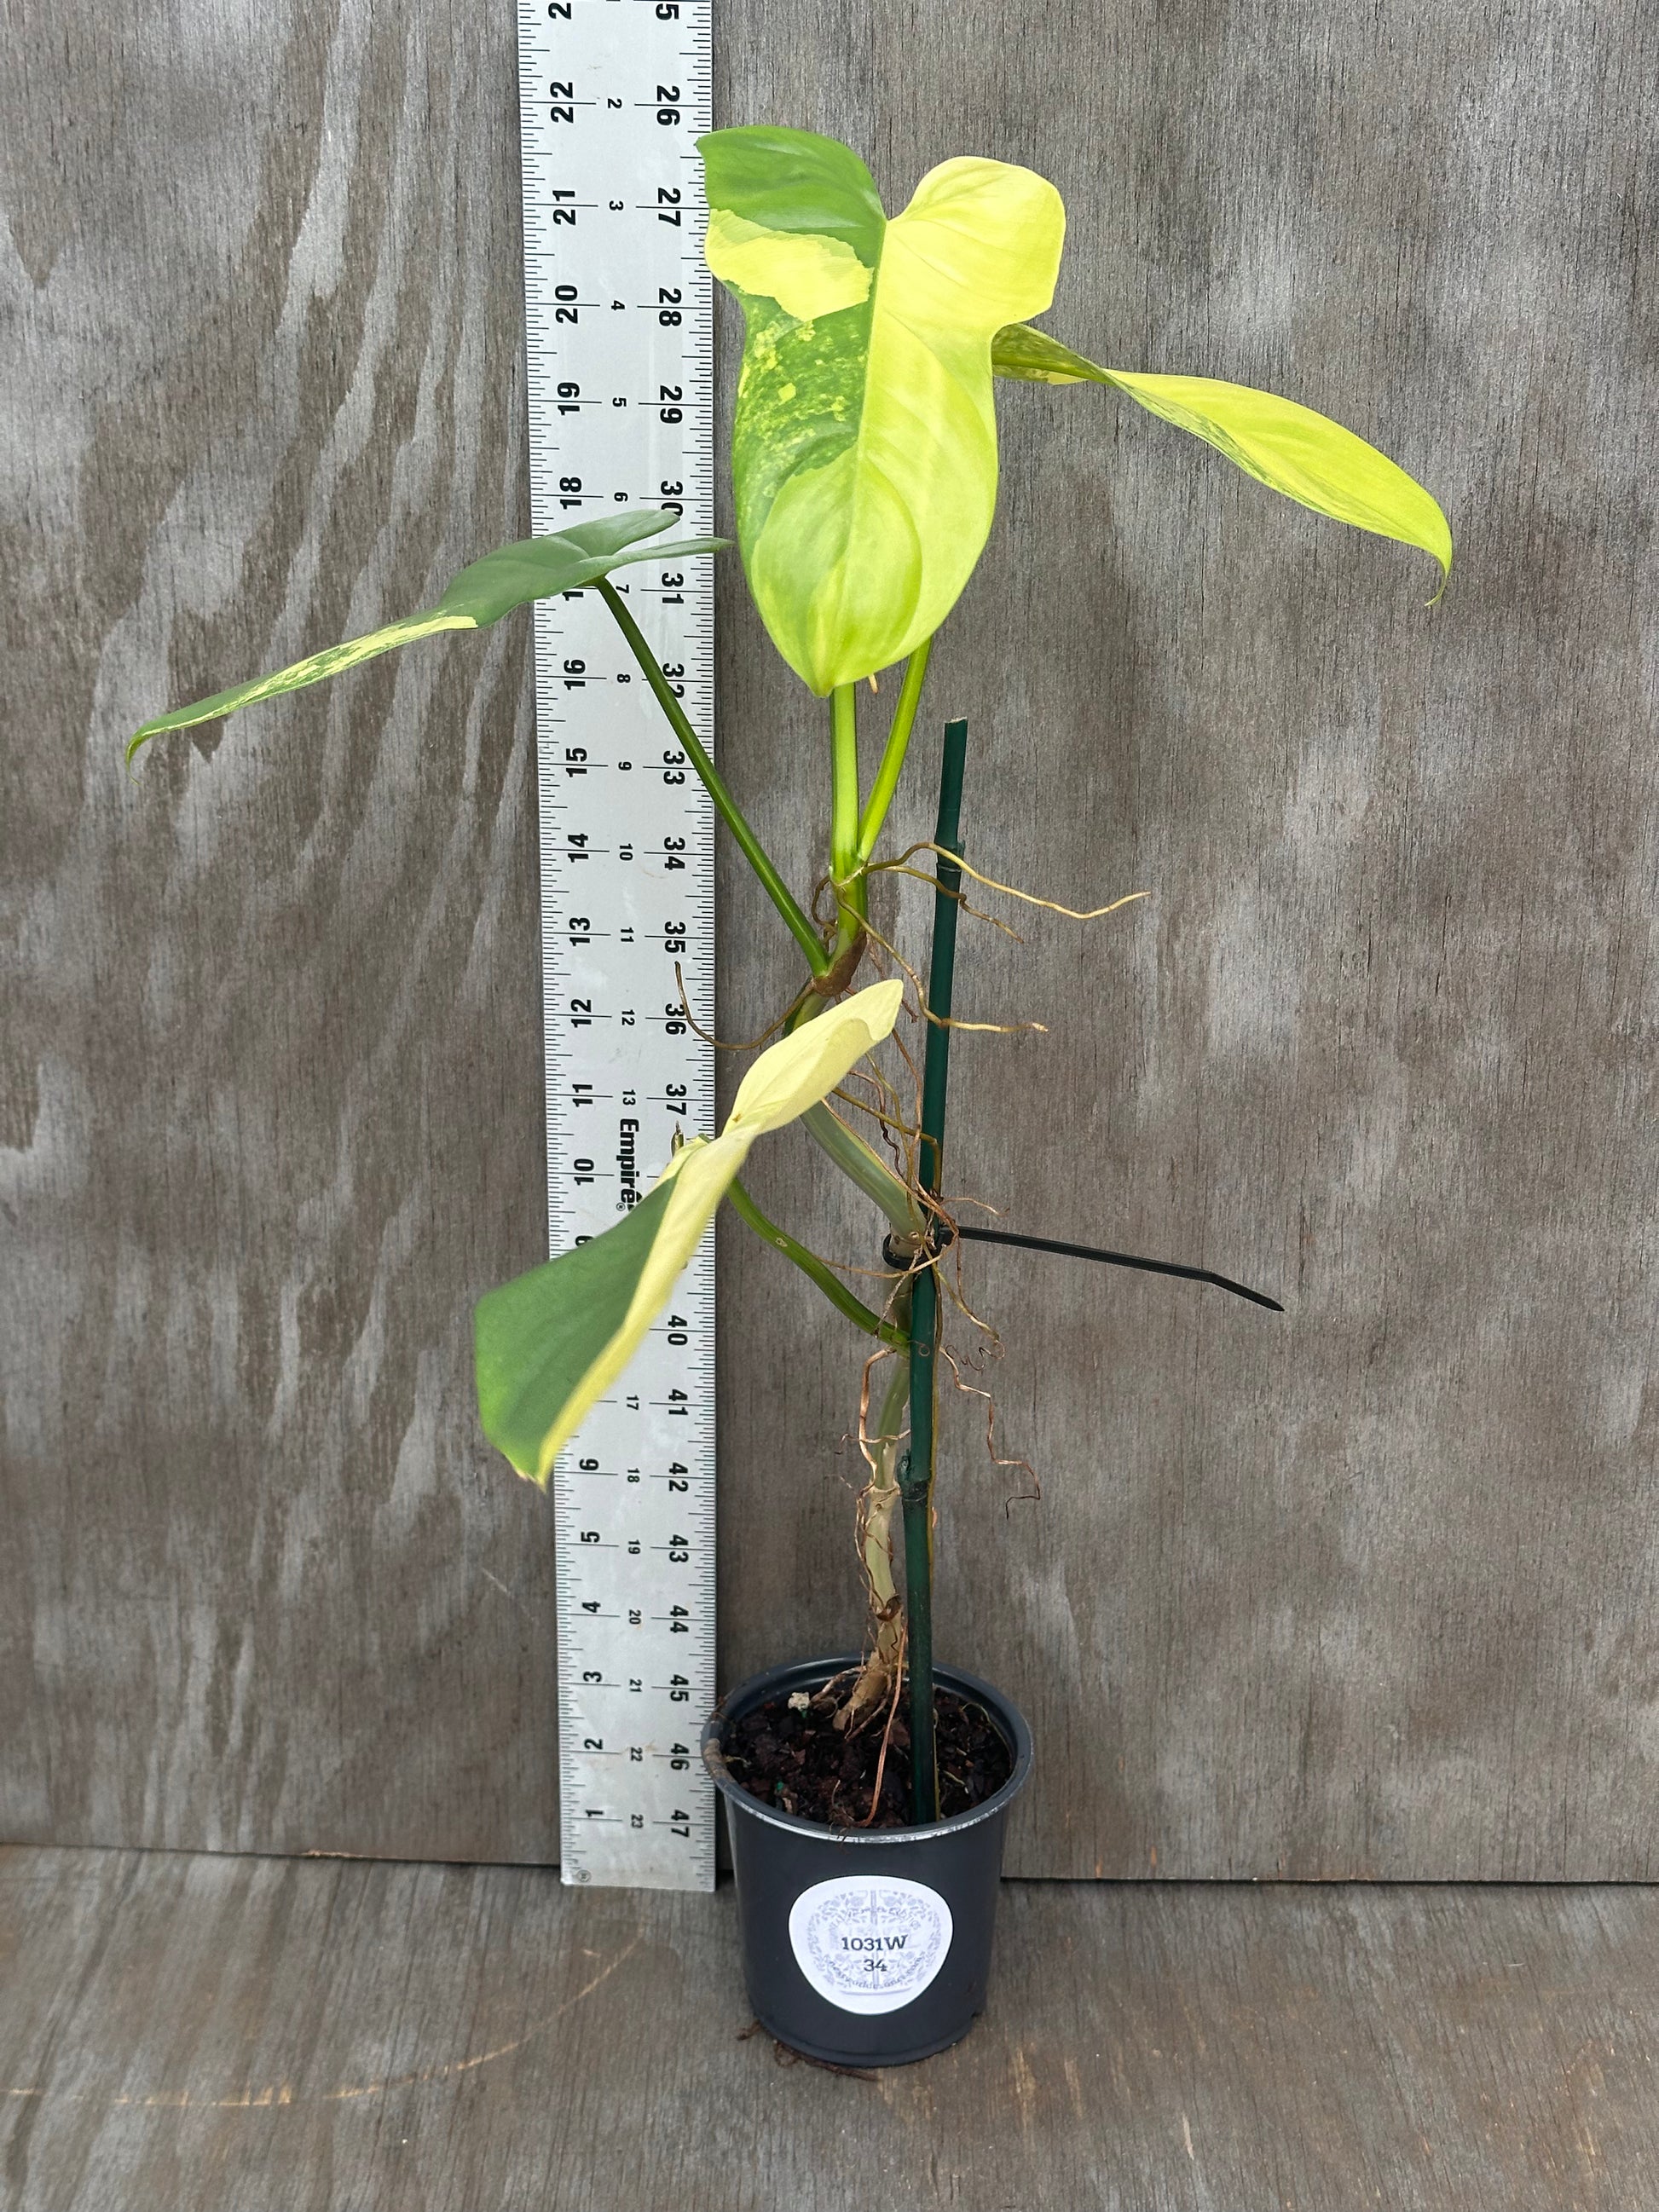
855,638,933,864
727,1176,908,1348
830,684,861,883
789,975,921,1233
830,683,866,956
599,578,830,977
604,586,920,1236
799,1101,918,1233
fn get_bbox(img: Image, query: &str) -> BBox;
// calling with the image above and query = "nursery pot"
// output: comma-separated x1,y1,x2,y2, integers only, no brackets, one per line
702,1655,1033,2066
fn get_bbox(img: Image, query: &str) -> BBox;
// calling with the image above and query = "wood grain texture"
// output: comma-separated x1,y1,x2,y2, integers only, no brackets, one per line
5,1845,1659,2211
0,0,559,1858
5,0,1659,1874
711,0,1659,1875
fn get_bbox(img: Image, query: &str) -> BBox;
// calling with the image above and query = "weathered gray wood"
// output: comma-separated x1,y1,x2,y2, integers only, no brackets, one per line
712,0,1659,1876
5,1845,1659,2211
0,0,558,1860
5,0,1659,1876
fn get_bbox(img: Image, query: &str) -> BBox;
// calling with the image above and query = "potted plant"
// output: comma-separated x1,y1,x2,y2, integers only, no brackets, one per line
128,124,1448,2066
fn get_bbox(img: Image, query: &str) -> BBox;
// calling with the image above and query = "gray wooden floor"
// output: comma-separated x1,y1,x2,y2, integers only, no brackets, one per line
3,1848,1654,2212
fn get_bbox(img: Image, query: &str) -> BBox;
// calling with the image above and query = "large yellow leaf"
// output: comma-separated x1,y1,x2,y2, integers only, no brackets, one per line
702,128,1064,692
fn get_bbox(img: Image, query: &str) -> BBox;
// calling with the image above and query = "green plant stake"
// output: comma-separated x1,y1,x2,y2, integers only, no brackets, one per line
902,717,969,1822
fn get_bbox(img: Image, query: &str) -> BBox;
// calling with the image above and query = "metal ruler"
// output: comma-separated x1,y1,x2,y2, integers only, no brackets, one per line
516,0,716,1890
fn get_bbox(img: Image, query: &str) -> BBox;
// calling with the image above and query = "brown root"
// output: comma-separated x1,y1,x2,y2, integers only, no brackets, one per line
857,1631,909,1825
939,1339,1041,1510
671,961,808,1052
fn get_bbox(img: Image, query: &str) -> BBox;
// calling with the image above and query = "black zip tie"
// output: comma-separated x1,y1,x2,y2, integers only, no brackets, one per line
882,1225,957,1269
955,1224,1282,1312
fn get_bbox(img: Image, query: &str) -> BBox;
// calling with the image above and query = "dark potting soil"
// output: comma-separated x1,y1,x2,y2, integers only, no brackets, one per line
721,1683,1012,1830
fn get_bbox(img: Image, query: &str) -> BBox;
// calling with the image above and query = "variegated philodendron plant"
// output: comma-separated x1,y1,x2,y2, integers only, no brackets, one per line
130,127,1449,1803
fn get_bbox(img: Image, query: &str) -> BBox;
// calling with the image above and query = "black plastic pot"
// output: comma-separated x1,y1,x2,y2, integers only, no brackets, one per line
702,1654,1033,2066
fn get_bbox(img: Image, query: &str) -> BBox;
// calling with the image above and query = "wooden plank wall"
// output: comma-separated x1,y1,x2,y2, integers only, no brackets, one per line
3,0,1656,1876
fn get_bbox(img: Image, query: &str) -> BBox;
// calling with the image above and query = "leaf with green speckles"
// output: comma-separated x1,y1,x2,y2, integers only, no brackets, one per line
992,322,1452,589
701,127,1065,693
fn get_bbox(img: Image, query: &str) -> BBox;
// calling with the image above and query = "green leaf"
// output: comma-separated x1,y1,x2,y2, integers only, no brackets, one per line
126,510,727,762
701,127,1065,693
992,323,1451,588
699,123,886,267
434,510,721,624
474,1174,683,1488
473,979,906,1483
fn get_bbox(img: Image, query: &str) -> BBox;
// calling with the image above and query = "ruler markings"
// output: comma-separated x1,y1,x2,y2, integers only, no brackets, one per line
517,0,717,1891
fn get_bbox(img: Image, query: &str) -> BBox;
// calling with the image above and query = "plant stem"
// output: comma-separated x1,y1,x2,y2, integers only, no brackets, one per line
905,715,969,1824
606,584,913,1232
872,1326,913,1448
855,638,933,864
849,1340,912,1720
800,1103,919,1231
598,579,829,977
727,1176,908,1348
830,684,860,882
899,1406,935,1814
786,970,922,1234
830,684,866,956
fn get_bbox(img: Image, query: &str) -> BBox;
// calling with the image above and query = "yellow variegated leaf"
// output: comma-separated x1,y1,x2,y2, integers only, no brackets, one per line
992,322,1452,587
702,127,1064,692
726,979,904,1133
474,980,905,1482
703,211,874,319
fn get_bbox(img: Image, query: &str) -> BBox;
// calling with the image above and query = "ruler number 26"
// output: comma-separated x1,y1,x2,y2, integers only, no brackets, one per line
546,3,683,16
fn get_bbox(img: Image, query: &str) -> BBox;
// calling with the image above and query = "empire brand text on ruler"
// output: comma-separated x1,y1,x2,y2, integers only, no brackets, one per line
517,0,716,1891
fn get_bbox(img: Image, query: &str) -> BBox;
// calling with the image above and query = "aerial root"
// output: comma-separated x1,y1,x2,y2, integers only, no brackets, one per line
672,962,808,1051
870,862,1027,942
939,1340,1041,1511
857,911,1046,1034
877,841,1149,923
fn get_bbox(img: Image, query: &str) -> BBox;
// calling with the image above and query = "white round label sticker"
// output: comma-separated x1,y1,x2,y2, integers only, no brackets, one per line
787,1874,954,2014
